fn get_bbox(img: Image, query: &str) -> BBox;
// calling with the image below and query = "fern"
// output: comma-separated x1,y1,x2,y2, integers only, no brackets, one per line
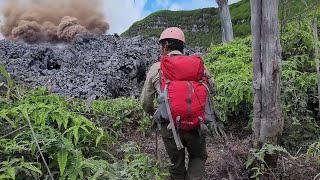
95,127,105,147
0,88,116,179
307,140,320,163
0,158,42,180
203,37,253,122
245,144,294,179
0,110,17,128
57,150,68,176
0,84,163,179
89,98,142,131
0,64,15,99
117,142,169,180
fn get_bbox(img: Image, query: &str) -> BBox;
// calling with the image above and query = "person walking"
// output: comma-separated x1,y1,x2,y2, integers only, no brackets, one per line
140,27,216,180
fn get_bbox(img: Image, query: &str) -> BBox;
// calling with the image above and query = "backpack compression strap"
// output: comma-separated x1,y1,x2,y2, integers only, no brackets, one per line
199,81,221,137
163,80,184,150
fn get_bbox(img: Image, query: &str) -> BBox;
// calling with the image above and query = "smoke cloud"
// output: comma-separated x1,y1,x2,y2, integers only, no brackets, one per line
0,0,109,42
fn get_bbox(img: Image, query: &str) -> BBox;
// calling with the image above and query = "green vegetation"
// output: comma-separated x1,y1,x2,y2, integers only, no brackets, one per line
0,71,166,180
123,0,318,47
202,14,320,177
245,144,293,179
204,37,252,123
307,139,320,164
203,19,320,150
122,1,248,47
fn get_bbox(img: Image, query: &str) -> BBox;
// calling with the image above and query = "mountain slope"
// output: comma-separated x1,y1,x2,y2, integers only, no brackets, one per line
122,4,245,47
122,0,318,47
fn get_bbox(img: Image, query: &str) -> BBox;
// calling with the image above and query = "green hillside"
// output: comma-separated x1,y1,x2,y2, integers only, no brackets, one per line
122,0,318,47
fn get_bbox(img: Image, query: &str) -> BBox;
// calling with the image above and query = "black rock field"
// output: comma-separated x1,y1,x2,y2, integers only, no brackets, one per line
0,33,204,99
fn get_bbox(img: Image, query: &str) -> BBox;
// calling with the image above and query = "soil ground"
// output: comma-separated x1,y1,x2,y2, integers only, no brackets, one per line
119,125,320,180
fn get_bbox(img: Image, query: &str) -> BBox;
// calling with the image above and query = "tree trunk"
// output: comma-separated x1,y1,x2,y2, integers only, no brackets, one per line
312,18,320,117
251,0,283,168
216,0,234,43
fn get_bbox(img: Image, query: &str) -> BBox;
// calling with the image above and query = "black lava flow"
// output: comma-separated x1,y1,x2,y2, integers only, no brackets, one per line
0,33,204,100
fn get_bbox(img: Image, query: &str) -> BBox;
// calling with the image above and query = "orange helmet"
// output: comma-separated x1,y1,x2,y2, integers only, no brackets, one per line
159,27,185,43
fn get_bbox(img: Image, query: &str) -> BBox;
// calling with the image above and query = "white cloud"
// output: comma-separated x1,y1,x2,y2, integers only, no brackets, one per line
228,0,240,4
103,0,148,34
156,0,169,7
166,0,241,11
167,0,213,11
169,3,183,11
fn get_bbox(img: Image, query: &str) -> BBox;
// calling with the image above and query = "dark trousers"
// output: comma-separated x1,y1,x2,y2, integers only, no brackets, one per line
160,123,207,180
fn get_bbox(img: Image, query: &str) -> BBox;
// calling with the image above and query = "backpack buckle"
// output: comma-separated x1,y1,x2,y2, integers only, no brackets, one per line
176,116,181,134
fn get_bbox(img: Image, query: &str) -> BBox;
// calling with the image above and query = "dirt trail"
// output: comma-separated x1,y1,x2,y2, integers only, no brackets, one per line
123,127,320,180
130,130,250,180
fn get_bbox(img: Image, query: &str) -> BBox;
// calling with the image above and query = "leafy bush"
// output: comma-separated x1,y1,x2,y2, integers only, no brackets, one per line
0,88,111,179
307,139,320,164
0,157,42,179
109,142,169,179
245,144,293,179
280,21,319,149
244,144,295,179
69,97,151,135
203,21,320,149
0,87,162,180
204,37,252,123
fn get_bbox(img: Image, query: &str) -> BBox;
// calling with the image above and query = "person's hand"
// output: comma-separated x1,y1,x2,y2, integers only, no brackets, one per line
150,109,160,131
149,108,156,117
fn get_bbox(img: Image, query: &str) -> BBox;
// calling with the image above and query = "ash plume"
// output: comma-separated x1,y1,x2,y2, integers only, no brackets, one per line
0,0,109,43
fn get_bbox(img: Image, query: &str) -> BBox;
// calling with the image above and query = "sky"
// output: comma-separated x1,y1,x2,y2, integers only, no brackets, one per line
0,0,241,39
104,0,240,34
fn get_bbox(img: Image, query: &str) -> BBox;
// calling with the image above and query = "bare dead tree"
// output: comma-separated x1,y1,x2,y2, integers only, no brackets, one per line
216,0,234,43
251,0,283,168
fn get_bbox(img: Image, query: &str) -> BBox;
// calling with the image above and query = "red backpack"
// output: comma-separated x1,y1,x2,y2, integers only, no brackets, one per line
158,54,214,131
